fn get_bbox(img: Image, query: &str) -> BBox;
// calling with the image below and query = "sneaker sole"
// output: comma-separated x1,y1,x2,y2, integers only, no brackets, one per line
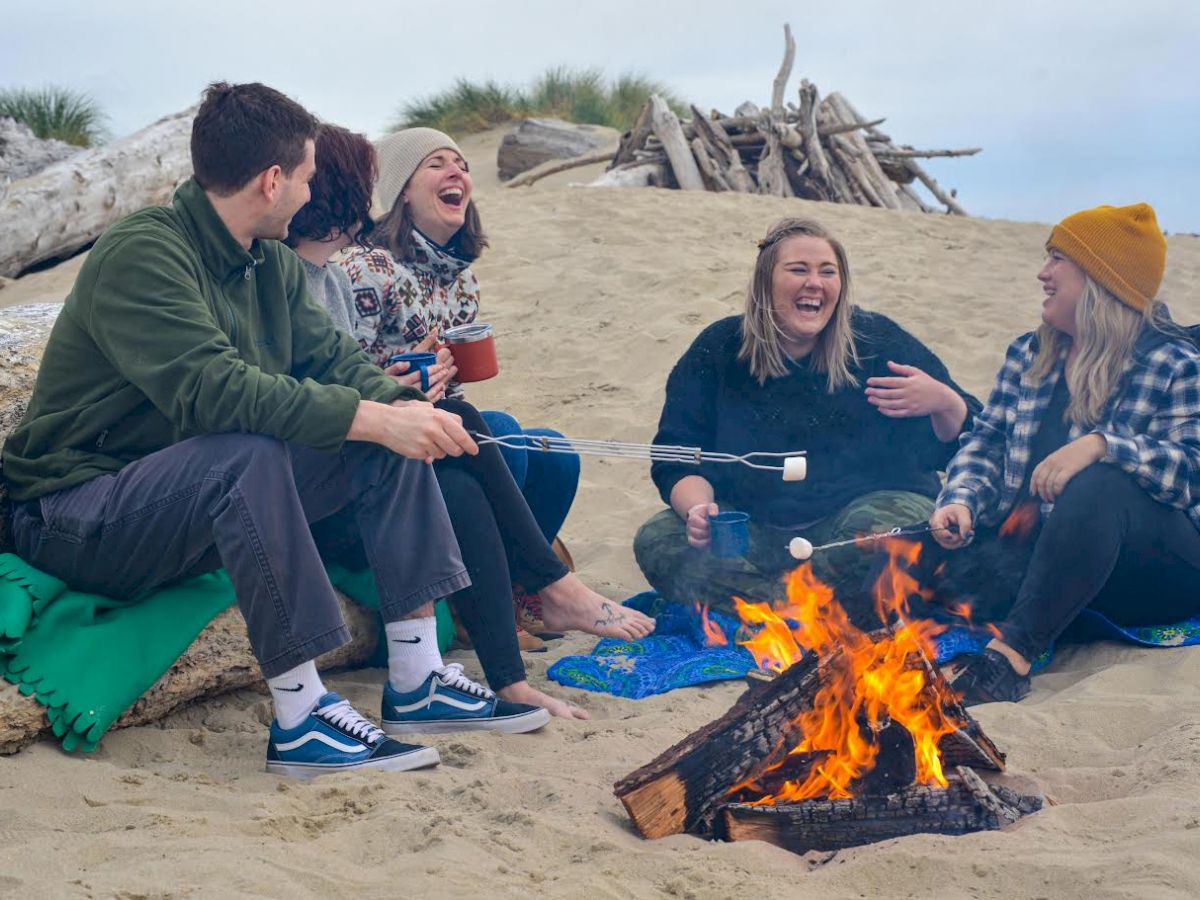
265,746,441,780
382,706,552,736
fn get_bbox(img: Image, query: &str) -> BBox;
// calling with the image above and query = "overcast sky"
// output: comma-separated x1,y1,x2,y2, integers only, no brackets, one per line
4,0,1198,232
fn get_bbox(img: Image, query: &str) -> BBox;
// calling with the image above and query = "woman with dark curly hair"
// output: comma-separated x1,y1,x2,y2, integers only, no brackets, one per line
286,125,653,728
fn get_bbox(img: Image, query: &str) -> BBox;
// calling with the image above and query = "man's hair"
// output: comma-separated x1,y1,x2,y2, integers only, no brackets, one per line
285,124,378,247
191,82,318,196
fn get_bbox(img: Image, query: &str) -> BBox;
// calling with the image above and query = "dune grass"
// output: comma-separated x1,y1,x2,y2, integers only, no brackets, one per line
0,86,107,147
393,68,686,135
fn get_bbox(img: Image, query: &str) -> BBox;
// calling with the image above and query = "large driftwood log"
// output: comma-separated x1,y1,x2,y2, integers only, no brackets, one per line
823,94,901,210
797,80,833,194
0,106,196,278
647,95,705,192
690,108,754,193
0,592,379,755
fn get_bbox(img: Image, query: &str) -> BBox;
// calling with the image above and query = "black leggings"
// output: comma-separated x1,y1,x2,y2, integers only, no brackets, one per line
899,464,1200,661
433,399,569,689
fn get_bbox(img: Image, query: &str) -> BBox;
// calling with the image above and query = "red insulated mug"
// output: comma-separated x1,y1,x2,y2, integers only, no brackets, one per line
442,323,499,382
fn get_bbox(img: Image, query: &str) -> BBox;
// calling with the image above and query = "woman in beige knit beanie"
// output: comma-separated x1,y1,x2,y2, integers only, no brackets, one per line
924,201,1200,706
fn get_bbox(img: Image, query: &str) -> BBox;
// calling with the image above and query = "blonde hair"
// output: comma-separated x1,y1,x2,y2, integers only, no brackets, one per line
1028,274,1154,426
738,218,859,390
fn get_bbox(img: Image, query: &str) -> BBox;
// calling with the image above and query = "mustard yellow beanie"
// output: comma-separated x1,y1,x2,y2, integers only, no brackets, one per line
374,128,464,215
1046,203,1166,312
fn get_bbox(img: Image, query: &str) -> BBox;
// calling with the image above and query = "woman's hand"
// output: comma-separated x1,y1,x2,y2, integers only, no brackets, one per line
930,503,973,549
685,502,720,549
1029,434,1106,502
424,346,458,402
866,361,968,440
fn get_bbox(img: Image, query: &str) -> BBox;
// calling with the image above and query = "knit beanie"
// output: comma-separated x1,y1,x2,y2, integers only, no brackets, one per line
374,128,465,215
1046,203,1166,312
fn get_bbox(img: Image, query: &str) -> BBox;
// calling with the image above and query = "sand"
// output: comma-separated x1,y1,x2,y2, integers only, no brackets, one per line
1,173,1199,899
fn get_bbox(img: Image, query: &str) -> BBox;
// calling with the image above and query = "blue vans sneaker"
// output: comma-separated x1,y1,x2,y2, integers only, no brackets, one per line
266,692,440,779
381,663,551,735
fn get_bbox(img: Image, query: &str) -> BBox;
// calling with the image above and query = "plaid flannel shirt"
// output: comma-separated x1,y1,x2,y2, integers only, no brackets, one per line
938,327,1200,530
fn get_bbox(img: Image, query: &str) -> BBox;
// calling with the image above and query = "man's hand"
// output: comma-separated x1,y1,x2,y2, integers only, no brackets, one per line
1029,434,1106,502
685,502,720,549
930,503,973,549
349,400,477,462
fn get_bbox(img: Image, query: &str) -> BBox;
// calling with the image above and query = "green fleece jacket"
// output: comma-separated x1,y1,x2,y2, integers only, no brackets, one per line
3,178,421,502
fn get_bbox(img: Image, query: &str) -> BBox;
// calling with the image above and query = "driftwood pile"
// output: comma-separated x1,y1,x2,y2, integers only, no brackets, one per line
602,24,977,215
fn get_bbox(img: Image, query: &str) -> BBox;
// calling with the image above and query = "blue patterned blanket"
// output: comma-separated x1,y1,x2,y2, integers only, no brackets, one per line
547,592,1200,700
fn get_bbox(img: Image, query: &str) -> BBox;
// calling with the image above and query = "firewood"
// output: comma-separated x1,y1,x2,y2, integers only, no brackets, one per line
719,766,1041,853
613,651,823,839
906,160,969,215
647,95,705,191
614,644,1004,840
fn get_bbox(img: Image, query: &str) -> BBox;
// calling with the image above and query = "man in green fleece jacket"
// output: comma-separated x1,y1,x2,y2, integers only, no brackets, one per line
1,82,548,778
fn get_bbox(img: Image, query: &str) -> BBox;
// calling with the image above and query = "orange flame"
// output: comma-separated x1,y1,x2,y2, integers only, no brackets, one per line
999,501,1039,540
732,541,960,802
695,604,728,647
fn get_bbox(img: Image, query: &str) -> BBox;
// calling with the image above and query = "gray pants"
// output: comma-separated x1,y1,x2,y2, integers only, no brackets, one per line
633,490,935,615
9,433,469,678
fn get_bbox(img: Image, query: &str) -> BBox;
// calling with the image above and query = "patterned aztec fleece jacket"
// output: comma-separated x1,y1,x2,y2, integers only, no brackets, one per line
335,230,479,399
938,314,1200,530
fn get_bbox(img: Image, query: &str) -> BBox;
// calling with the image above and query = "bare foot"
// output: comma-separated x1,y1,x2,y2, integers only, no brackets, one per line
538,574,655,640
498,681,589,720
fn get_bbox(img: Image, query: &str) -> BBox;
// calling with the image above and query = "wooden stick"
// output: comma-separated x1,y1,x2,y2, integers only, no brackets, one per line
504,149,615,188
797,79,833,191
689,137,730,191
611,99,655,169
755,114,794,198
907,160,968,215
693,111,755,192
648,94,705,191
822,93,902,209
771,24,797,114
873,147,981,159
819,117,886,137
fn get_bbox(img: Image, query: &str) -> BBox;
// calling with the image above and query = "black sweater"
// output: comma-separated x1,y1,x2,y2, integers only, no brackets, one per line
650,311,982,527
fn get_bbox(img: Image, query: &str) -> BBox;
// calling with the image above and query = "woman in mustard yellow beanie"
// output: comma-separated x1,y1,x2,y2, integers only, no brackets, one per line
900,202,1200,704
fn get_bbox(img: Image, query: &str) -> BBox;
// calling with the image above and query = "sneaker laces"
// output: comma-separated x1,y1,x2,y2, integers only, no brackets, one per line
435,663,495,700
316,698,386,744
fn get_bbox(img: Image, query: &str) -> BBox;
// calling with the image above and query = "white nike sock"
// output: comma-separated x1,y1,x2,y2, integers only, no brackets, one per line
268,660,326,730
385,616,444,692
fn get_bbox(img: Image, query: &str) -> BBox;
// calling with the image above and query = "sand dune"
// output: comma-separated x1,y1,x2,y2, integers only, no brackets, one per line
1,182,1198,899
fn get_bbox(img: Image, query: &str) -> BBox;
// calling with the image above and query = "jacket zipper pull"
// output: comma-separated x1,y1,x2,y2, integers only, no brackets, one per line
244,264,252,281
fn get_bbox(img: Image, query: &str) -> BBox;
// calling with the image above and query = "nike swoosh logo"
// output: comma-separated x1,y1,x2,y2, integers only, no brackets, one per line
392,637,422,644
277,684,305,692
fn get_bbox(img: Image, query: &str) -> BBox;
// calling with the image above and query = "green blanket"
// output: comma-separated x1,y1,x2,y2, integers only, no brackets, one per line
0,554,452,753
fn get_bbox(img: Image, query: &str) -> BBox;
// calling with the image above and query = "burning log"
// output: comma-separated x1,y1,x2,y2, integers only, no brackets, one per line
602,24,977,214
721,766,1042,854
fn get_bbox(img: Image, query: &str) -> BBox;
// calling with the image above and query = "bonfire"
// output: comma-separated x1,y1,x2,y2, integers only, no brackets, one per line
615,538,1042,854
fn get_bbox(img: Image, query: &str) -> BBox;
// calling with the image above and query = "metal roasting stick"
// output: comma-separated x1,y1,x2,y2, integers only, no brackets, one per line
787,523,959,560
468,431,807,475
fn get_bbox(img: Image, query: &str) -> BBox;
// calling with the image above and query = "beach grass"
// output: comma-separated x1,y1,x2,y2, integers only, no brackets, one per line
0,86,107,147
392,68,686,135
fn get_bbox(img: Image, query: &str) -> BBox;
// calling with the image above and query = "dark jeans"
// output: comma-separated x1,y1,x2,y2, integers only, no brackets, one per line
433,400,569,689
479,410,579,542
903,465,1200,660
9,433,470,678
